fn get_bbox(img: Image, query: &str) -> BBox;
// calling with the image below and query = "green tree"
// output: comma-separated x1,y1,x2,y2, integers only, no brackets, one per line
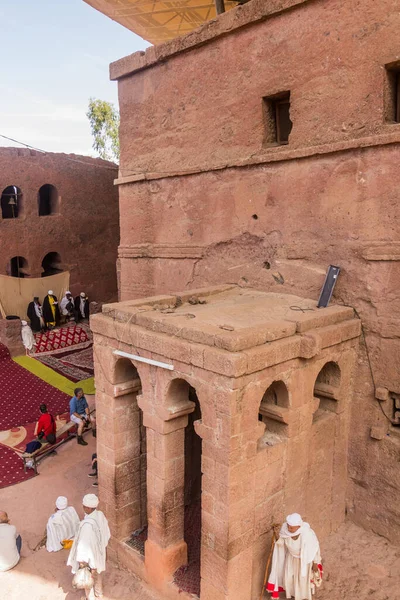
87,98,120,162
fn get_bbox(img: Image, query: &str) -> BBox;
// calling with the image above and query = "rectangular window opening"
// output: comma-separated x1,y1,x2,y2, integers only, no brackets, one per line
385,63,400,123
262,91,292,146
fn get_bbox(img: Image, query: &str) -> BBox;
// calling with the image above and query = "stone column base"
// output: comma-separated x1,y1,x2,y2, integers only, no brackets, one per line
145,538,188,588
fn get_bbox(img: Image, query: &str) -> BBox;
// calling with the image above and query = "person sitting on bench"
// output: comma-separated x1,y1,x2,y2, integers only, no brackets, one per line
70,388,96,446
34,404,56,445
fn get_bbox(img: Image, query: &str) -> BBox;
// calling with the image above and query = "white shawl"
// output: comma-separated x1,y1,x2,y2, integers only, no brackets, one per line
46,506,80,552
268,522,320,594
67,510,110,574
21,325,35,351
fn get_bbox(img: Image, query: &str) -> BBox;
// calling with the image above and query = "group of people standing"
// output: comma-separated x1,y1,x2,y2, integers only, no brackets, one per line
1,494,110,600
27,290,89,332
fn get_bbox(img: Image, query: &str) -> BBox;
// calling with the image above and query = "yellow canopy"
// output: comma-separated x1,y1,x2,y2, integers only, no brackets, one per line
84,0,241,45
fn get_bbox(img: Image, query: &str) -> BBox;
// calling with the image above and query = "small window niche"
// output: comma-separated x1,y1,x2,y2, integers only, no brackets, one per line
313,361,341,423
385,62,400,123
258,380,289,447
262,91,293,146
38,184,59,216
1,186,22,219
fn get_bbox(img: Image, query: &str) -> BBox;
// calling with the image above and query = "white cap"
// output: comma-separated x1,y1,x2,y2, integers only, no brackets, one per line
286,513,303,527
48,290,54,295
21,320,28,326
80,292,86,298
66,291,71,295
56,496,68,510
83,494,99,508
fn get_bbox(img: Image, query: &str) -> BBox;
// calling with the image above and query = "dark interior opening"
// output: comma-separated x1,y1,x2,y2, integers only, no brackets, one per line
1,186,22,219
7,256,29,278
174,384,202,597
41,252,63,277
38,184,59,216
262,91,292,145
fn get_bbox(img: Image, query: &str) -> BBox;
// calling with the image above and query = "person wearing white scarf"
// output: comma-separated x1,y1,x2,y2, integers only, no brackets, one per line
267,513,322,599
21,320,36,353
67,495,110,599
46,496,80,553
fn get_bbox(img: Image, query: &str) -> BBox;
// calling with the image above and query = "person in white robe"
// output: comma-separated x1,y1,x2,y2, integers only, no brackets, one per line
67,494,110,599
267,513,322,600
60,291,76,321
46,496,80,553
21,320,36,354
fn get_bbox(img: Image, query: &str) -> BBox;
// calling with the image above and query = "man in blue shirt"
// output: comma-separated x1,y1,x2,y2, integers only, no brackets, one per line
70,388,96,446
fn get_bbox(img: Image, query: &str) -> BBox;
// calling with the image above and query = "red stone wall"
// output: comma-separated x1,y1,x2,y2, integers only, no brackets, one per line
0,148,119,302
113,0,400,543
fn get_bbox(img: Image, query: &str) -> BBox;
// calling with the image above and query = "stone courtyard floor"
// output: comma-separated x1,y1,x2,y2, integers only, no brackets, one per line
0,434,399,600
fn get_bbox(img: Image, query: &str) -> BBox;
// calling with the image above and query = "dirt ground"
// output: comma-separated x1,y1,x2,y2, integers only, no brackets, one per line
0,432,399,600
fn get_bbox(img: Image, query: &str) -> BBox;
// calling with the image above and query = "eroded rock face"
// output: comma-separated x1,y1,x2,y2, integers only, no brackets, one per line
112,0,400,548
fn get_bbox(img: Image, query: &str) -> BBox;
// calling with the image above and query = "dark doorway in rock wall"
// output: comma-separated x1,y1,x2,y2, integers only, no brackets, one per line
41,252,63,277
174,384,202,598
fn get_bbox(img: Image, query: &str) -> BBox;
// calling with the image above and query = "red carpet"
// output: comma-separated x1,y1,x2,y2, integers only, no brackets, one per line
0,445,36,489
34,325,89,353
0,344,70,430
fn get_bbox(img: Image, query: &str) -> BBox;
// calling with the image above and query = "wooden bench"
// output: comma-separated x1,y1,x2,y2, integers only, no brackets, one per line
22,408,96,474
22,420,77,474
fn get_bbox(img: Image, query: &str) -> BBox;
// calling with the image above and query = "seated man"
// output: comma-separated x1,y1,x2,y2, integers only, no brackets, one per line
46,496,80,553
70,388,96,446
0,511,21,572
34,404,56,445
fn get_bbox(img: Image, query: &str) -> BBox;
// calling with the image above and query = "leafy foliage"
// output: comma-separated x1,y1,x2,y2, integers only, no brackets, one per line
87,98,120,162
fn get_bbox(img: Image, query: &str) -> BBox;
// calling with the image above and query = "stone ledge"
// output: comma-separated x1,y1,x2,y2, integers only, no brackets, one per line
114,129,400,185
109,0,312,81
119,244,205,259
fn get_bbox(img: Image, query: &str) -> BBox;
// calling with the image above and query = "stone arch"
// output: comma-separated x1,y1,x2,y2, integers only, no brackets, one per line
6,256,29,278
1,185,22,219
112,358,147,551
166,377,202,597
41,252,63,277
313,361,341,422
258,380,289,446
38,184,59,216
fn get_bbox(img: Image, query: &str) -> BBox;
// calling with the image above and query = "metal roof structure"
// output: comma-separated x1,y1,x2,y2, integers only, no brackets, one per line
84,0,243,45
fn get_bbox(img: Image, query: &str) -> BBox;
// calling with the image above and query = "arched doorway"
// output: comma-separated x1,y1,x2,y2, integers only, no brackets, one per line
41,252,63,277
258,380,289,447
1,186,22,219
6,256,29,278
307,361,341,536
38,184,59,216
113,359,147,554
171,379,202,598
312,361,341,422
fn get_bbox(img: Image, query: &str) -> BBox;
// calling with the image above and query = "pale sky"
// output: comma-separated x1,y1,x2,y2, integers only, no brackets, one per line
0,0,149,156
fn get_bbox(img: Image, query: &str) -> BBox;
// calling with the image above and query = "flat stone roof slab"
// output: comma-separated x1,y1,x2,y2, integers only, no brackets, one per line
102,287,354,352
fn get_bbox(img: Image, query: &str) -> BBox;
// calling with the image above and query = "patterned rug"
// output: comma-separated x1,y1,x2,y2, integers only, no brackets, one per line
0,344,70,430
34,325,89,354
0,445,36,489
173,501,201,597
34,345,94,383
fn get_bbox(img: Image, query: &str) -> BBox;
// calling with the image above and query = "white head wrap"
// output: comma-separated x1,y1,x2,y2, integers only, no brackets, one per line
56,496,68,510
66,291,71,295
80,292,86,298
286,513,303,527
83,494,99,508
21,320,28,326
48,290,54,295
